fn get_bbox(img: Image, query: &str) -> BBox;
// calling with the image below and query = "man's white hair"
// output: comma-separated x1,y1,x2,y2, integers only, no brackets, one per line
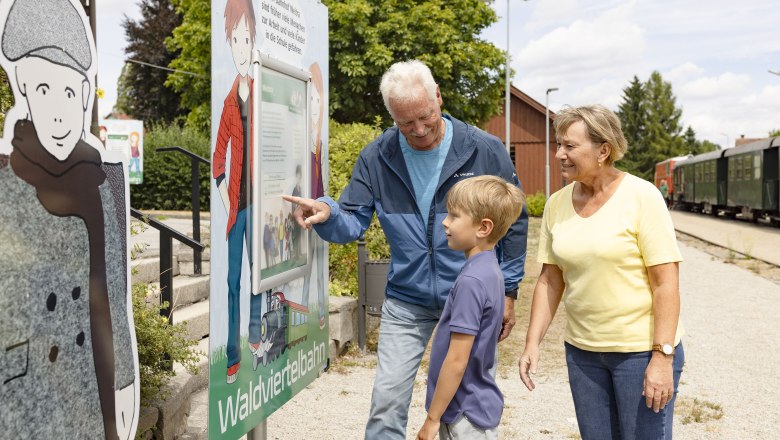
380,60,438,116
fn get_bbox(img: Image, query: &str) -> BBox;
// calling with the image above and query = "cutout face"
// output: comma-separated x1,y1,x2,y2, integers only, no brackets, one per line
16,56,87,160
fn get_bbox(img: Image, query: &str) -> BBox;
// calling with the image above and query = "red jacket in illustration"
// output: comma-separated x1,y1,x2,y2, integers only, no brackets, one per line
213,75,254,237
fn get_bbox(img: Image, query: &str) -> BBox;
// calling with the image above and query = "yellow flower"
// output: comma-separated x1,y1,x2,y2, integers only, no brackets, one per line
96,88,105,99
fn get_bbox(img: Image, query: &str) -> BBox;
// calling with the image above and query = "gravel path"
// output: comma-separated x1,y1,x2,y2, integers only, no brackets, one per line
263,238,780,439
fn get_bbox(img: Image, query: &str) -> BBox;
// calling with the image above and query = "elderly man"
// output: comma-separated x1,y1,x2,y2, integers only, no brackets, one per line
284,60,528,439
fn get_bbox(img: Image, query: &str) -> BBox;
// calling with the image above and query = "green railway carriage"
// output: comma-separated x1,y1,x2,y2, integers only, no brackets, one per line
674,149,726,213
670,136,780,224
724,138,780,216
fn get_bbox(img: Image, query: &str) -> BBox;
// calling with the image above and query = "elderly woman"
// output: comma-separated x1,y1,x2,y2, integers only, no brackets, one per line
518,105,684,440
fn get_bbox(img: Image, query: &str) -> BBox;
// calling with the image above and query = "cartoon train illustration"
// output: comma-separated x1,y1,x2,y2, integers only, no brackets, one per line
254,290,309,369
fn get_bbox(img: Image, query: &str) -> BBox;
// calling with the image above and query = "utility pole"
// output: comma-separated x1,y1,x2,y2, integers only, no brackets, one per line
79,0,99,135
545,87,558,199
504,0,510,154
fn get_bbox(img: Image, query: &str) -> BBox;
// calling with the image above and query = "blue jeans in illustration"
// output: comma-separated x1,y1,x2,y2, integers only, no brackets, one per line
226,207,263,369
129,156,140,173
301,235,326,327
565,342,685,440
365,297,442,440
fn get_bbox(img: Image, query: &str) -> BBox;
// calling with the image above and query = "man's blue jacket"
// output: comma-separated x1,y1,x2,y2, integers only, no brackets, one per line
314,114,528,309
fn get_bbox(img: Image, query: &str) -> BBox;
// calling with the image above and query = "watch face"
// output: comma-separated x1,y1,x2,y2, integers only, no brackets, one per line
662,344,674,355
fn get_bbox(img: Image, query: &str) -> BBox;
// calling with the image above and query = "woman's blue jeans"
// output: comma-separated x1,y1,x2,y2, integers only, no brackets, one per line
565,342,685,440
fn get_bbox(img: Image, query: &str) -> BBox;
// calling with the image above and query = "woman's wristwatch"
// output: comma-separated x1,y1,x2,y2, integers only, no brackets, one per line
652,343,675,356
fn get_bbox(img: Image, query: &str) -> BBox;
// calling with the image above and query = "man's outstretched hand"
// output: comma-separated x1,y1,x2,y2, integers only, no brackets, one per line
282,195,331,230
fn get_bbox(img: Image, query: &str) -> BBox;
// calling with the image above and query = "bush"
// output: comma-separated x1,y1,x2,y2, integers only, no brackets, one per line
327,119,389,297
130,223,200,406
130,123,211,211
525,191,546,217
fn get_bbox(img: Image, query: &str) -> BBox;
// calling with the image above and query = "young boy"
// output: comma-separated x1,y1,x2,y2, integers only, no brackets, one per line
417,175,524,440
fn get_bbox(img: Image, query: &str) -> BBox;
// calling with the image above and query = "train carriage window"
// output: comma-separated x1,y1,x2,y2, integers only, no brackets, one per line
744,156,751,180
754,154,761,180
736,157,743,180
729,160,734,180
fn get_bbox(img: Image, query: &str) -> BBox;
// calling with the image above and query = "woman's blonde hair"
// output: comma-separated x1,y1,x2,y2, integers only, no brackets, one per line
553,105,627,164
446,175,525,243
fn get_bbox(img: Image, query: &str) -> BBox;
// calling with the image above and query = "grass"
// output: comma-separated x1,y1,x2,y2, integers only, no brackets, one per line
676,397,724,425
329,343,378,374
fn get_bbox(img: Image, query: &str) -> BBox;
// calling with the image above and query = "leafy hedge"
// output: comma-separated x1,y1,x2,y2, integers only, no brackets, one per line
525,191,546,217
130,124,211,211
327,120,390,297
130,223,200,407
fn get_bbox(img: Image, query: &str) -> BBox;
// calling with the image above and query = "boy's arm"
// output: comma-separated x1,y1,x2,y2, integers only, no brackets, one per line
417,333,475,440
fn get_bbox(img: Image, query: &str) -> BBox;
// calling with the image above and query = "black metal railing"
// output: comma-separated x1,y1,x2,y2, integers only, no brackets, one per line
156,146,210,274
131,208,205,323
357,236,389,351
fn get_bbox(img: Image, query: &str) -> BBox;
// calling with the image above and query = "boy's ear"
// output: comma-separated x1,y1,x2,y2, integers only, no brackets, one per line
477,218,494,239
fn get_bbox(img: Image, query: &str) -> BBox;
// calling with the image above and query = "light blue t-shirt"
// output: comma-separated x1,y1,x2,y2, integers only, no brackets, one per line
399,117,453,222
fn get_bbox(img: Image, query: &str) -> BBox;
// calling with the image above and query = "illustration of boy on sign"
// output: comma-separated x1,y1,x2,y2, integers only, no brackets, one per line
0,0,138,438
212,0,266,384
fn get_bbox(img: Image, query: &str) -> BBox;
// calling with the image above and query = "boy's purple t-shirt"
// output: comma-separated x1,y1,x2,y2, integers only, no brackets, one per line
426,250,505,429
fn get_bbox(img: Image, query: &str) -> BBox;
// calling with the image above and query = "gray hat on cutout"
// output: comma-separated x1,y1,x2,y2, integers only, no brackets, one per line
1,0,92,74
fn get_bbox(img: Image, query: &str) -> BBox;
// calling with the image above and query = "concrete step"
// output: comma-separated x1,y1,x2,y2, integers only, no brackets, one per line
178,260,211,276
144,275,210,310
132,256,180,285
173,299,210,341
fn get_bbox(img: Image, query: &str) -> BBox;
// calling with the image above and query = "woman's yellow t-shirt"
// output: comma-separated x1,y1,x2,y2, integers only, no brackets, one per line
537,173,684,352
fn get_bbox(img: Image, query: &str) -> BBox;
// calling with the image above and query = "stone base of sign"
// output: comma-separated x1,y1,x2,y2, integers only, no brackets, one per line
328,296,380,365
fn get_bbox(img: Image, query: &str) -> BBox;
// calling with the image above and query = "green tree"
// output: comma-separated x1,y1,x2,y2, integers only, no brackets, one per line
769,128,780,137
0,68,14,137
683,125,697,153
114,63,134,116
695,139,719,153
681,125,718,155
324,0,507,125
616,75,648,176
121,0,185,124
616,71,689,180
643,71,685,178
166,0,211,131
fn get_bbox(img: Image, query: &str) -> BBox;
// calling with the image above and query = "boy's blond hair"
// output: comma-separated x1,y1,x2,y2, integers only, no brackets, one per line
446,175,525,243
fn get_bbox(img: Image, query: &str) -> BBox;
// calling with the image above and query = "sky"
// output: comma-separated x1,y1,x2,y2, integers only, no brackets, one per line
482,0,780,147
96,0,780,147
